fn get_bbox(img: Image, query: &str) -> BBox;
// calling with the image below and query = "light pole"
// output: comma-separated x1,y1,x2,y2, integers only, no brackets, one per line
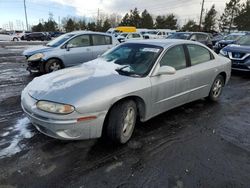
199,0,205,31
24,0,29,31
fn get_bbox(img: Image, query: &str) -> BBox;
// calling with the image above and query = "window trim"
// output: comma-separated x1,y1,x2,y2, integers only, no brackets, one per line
185,44,215,66
158,44,188,71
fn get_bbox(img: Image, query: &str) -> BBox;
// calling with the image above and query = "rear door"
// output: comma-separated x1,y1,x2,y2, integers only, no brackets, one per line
150,44,191,116
91,34,113,58
62,34,93,66
186,44,217,101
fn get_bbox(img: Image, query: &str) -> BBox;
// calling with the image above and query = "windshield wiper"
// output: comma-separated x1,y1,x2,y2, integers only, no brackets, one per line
115,65,141,77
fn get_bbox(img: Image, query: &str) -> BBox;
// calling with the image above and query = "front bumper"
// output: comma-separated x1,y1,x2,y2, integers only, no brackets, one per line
26,60,44,73
21,91,106,140
232,61,250,72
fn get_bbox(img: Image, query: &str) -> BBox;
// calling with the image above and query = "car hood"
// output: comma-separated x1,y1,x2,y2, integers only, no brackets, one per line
24,58,137,106
218,40,236,44
23,45,53,56
223,44,250,53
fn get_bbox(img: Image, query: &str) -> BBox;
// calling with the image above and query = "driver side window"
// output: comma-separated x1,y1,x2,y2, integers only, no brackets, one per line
160,45,187,70
67,35,90,48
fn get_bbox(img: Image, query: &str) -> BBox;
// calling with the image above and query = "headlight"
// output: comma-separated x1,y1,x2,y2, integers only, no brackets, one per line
28,53,44,61
220,49,228,56
36,101,75,114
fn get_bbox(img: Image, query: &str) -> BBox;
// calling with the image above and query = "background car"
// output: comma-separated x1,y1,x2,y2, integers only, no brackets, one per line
143,30,168,39
211,33,224,46
0,32,20,41
21,39,231,144
214,33,246,53
220,34,250,72
23,31,118,73
21,32,51,41
116,32,143,42
167,32,213,49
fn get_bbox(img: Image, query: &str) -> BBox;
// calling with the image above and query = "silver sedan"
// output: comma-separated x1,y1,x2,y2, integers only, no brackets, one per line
21,39,231,144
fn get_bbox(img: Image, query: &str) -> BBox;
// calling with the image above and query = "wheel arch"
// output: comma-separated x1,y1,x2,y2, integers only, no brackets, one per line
45,57,65,68
218,71,227,85
101,95,147,136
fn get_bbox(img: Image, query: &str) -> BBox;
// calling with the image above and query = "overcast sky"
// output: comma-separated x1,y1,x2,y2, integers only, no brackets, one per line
0,0,240,30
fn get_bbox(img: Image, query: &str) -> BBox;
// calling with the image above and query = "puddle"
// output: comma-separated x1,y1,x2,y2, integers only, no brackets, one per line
0,117,34,159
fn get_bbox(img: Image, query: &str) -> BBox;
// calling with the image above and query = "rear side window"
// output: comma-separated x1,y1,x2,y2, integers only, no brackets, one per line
187,44,212,65
92,35,112,45
160,45,187,70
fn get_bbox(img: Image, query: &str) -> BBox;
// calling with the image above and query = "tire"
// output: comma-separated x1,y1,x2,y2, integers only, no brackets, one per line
13,37,18,41
44,59,62,73
106,100,137,144
207,75,224,101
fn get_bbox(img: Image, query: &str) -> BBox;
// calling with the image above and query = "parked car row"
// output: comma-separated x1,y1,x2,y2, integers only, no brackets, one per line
21,32,52,41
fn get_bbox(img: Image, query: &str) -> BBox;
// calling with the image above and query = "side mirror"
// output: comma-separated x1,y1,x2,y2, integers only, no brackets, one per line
66,43,75,51
157,66,176,75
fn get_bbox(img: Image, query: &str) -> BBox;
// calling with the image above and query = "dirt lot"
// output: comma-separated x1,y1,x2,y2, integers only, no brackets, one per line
0,42,250,188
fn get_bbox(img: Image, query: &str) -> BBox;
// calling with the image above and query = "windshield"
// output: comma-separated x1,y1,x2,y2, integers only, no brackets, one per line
237,35,250,45
167,33,191,39
102,43,163,77
46,33,75,47
224,34,243,41
120,33,128,37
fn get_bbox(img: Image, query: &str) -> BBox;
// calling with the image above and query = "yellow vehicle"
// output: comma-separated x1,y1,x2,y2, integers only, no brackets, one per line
114,26,136,33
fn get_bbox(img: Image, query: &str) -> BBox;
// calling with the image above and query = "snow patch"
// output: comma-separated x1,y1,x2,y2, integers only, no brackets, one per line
0,117,34,159
83,58,121,77
27,58,121,92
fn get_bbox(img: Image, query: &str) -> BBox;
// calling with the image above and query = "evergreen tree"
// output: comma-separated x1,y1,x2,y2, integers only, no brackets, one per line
32,23,44,32
202,5,217,32
164,14,178,30
120,13,131,26
65,18,75,32
155,16,165,28
102,19,112,32
182,20,199,31
219,0,241,33
155,14,178,29
129,8,141,27
141,9,154,29
234,0,250,31
87,22,97,31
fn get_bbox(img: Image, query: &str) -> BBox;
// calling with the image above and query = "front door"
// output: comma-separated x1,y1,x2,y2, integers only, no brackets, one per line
63,34,93,67
150,45,191,116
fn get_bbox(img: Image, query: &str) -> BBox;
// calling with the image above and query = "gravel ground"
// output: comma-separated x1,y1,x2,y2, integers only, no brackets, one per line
0,42,250,188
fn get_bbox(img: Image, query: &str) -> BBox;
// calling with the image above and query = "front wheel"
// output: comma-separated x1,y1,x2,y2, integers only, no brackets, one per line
45,59,62,73
207,75,224,101
106,100,137,144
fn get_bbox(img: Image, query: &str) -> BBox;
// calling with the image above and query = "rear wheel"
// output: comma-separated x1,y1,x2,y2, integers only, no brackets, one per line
45,59,62,73
106,100,137,144
13,37,18,41
207,75,224,101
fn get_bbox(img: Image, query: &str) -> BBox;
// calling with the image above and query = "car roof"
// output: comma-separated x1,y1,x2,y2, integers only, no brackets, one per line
68,30,112,36
125,39,203,48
